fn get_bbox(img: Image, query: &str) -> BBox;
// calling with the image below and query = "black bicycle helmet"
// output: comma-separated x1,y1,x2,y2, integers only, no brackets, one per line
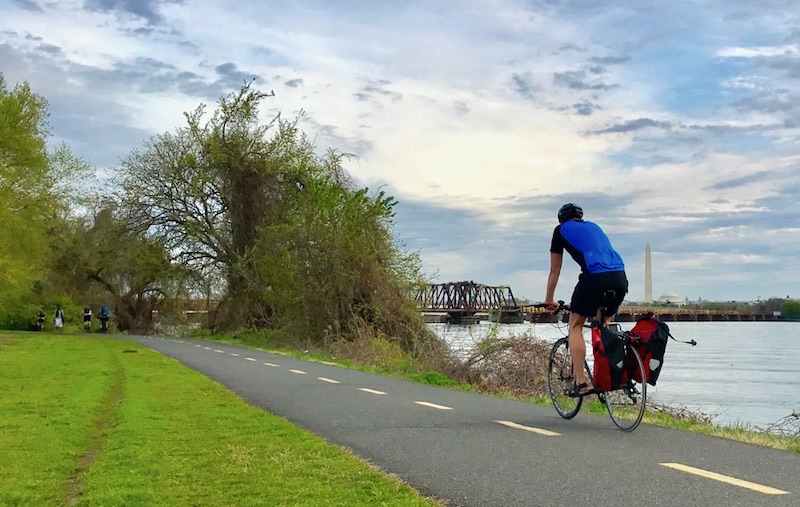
557,203,583,223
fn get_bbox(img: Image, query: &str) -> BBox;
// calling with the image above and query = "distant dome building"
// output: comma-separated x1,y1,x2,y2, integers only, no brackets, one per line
657,292,684,305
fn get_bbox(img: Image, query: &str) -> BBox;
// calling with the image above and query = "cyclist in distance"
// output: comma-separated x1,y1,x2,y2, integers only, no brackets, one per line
99,304,110,333
544,203,628,395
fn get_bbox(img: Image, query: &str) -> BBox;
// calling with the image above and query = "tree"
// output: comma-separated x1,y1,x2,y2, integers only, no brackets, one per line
119,82,433,350
780,300,800,320
0,74,53,313
49,202,185,333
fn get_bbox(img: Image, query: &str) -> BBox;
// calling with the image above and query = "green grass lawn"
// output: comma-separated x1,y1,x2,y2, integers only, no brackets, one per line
0,334,442,507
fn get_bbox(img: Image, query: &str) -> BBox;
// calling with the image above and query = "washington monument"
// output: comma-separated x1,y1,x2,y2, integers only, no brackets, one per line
645,242,653,303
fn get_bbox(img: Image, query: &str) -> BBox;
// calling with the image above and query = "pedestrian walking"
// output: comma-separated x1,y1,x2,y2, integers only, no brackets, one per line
54,306,65,331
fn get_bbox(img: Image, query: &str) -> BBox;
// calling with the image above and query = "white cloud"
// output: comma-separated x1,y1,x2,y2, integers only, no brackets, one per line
717,44,800,58
2,0,800,301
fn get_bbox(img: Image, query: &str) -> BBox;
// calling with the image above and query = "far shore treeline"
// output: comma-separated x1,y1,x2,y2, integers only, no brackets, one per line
0,74,445,360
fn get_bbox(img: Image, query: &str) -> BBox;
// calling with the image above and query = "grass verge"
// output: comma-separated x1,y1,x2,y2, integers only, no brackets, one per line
0,333,442,507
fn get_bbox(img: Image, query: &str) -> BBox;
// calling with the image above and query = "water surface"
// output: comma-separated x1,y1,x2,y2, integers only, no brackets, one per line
429,321,800,429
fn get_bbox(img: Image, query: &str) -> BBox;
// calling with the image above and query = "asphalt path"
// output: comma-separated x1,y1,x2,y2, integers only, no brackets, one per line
126,335,798,507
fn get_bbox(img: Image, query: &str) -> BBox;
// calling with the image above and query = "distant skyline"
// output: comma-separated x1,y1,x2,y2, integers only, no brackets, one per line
2,1,799,302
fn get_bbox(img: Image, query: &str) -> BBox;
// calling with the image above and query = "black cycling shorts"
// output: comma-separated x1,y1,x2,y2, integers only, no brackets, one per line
570,271,628,318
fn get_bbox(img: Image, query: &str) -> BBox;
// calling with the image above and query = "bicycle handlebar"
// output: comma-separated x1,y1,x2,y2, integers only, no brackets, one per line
529,301,571,313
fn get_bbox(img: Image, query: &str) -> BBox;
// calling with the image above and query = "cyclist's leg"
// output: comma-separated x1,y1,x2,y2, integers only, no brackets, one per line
567,312,588,385
568,274,598,388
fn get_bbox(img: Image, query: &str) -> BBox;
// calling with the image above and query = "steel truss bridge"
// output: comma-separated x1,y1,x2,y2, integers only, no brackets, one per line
413,282,784,324
413,281,525,323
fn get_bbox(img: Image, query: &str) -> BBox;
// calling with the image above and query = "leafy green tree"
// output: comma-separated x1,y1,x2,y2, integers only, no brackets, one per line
48,203,185,333
780,300,800,320
0,74,53,314
119,82,433,350
0,74,99,328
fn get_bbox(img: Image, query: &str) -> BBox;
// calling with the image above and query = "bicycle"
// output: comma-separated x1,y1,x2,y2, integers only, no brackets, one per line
545,301,647,432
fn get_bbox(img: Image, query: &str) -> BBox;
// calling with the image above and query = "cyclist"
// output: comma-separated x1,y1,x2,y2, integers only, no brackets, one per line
544,203,628,396
83,307,92,331
99,304,110,333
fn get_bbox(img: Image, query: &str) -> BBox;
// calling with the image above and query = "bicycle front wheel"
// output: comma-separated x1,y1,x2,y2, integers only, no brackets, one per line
547,337,585,419
605,344,647,431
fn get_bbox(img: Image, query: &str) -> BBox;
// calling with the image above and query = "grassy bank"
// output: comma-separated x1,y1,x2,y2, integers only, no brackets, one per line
0,333,441,507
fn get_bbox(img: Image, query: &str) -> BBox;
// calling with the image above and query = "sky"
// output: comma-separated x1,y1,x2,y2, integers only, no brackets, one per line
2,0,799,303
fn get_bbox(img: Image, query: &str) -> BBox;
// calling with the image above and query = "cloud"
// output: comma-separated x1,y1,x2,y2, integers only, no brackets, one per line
13,0,43,13
511,72,537,100
717,44,800,58
2,0,800,301
553,68,618,91
589,118,672,135
353,79,402,102
83,0,184,25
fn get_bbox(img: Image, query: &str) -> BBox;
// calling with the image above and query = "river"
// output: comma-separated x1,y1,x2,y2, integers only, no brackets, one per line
428,320,800,430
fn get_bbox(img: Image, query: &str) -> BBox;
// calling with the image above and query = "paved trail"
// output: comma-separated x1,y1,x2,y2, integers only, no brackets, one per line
128,336,798,507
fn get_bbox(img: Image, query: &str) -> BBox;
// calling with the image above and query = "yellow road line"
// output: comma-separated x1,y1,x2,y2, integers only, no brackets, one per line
494,420,561,437
660,463,789,495
414,401,453,410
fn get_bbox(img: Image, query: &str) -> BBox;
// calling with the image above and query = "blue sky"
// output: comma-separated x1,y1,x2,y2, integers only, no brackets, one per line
2,0,799,302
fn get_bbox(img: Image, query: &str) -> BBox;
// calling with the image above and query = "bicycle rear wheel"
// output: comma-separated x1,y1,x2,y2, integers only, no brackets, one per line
547,337,591,419
605,344,647,431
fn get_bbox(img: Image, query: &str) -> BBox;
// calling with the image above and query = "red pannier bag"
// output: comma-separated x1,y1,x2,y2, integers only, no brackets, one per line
591,322,627,391
629,315,670,385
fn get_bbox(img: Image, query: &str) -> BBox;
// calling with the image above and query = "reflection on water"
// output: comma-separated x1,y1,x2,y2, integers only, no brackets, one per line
428,320,800,429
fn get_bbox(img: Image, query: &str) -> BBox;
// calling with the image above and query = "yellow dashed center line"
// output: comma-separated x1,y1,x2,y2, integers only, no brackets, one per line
359,388,386,395
494,420,561,437
414,401,452,410
661,463,789,495
318,377,340,384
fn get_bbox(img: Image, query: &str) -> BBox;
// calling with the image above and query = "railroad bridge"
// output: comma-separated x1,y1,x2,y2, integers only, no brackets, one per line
413,281,525,324
413,282,783,324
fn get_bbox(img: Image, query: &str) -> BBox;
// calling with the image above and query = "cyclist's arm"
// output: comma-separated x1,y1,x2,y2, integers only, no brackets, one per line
544,252,563,309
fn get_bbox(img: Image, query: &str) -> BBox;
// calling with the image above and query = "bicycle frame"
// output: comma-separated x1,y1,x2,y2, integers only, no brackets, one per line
546,302,647,431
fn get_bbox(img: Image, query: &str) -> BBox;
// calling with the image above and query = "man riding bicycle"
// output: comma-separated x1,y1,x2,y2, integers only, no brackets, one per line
544,203,628,396
99,304,110,333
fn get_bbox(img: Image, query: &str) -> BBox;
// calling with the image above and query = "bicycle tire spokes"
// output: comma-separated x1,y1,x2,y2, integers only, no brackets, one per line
547,338,583,419
605,346,647,432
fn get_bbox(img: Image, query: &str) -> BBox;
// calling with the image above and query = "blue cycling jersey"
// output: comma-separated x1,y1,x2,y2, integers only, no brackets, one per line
550,219,625,274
